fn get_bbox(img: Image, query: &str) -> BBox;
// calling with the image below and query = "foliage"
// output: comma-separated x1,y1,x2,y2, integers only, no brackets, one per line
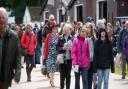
115,68,128,75
0,0,42,23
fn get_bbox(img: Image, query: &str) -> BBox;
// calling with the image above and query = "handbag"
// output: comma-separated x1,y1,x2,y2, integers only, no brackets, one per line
21,48,28,56
56,54,64,64
22,37,31,56
41,65,47,75
115,53,121,68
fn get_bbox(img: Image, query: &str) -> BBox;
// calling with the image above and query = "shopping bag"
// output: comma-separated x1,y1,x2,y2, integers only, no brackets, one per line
41,65,47,75
21,48,27,56
56,54,64,64
115,53,121,68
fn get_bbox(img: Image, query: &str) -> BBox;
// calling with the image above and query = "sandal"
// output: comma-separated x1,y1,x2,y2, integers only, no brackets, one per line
50,81,55,87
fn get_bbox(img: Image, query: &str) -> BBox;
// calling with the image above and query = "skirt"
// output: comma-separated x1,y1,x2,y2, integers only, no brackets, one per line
25,54,35,67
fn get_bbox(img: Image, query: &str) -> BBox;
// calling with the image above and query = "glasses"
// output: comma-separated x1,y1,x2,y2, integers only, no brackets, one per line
86,26,90,28
50,19,55,21
0,16,6,20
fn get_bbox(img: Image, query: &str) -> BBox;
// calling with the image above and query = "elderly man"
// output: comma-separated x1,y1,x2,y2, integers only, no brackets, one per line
95,19,106,38
0,7,21,89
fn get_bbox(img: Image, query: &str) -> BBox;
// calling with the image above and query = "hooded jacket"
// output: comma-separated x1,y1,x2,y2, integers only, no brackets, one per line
72,36,90,68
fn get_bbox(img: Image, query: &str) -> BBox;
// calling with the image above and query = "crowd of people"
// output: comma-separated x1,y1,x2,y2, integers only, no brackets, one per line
0,7,128,89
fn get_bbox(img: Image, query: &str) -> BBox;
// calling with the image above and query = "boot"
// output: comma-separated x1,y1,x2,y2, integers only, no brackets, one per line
27,72,31,82
26,65,31,82
28,65,33,82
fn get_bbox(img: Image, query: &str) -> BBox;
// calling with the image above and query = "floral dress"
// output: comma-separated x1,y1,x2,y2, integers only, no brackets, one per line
46,33,58,73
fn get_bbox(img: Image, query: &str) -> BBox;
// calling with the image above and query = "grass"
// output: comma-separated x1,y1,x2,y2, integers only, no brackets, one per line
115,67,128,75
115,68,121,75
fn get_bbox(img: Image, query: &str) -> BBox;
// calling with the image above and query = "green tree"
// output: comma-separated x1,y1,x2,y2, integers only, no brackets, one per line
13,0,26,24
0,0,42,24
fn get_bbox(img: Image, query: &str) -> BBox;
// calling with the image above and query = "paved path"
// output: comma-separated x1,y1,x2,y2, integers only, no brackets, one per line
9,65,128,89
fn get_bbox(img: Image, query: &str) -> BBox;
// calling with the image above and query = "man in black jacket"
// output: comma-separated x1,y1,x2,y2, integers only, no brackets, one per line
0,7,21,89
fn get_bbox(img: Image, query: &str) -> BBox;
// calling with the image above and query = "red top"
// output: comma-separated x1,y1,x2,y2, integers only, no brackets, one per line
43,33,59,60
21,31,37,55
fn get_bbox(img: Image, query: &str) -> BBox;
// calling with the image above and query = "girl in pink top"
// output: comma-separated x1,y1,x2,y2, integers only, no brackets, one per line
72,26,90,89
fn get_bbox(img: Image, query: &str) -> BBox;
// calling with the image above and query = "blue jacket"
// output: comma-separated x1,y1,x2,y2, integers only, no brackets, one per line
117,29,128,53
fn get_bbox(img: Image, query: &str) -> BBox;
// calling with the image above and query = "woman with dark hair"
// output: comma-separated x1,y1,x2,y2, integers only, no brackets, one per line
43,21,59,87
93,28,115,89
85,22,96,89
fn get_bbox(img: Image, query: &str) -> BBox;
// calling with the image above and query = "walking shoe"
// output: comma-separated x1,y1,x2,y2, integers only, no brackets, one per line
21,66,24,68
94,84,97,89
50,81,55,87
122,75,126,79
27,75,31,82
122,73,126,79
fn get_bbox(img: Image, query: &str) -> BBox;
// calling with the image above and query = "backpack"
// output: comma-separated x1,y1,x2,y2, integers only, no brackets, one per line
123,35,128,57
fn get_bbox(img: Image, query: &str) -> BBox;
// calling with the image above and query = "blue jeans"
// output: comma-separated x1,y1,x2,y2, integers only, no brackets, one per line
74,68,88,89
97,69,110,89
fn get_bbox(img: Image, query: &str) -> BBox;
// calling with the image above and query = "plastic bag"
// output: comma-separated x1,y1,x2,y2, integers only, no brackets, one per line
56,54,64,64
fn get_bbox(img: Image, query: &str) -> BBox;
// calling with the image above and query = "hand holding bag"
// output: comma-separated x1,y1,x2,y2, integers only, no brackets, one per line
41,65,47,75
22,37,31,56
22,48,28,56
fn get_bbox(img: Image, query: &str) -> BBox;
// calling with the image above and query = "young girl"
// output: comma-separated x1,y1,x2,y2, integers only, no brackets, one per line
72,26,90,89
85,22,96,89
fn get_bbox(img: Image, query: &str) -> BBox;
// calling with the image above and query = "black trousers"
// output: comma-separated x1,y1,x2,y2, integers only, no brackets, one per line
59,60,72,89
88,62,93,89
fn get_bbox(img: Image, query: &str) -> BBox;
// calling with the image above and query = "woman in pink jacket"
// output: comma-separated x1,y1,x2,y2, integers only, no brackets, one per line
72,26,90,89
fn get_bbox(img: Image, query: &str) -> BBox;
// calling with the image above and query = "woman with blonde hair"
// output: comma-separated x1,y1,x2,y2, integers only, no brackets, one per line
56,23,73,89
21,23,37,82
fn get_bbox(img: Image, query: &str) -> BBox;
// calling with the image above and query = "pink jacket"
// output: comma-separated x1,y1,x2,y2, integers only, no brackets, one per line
72,36,90,68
